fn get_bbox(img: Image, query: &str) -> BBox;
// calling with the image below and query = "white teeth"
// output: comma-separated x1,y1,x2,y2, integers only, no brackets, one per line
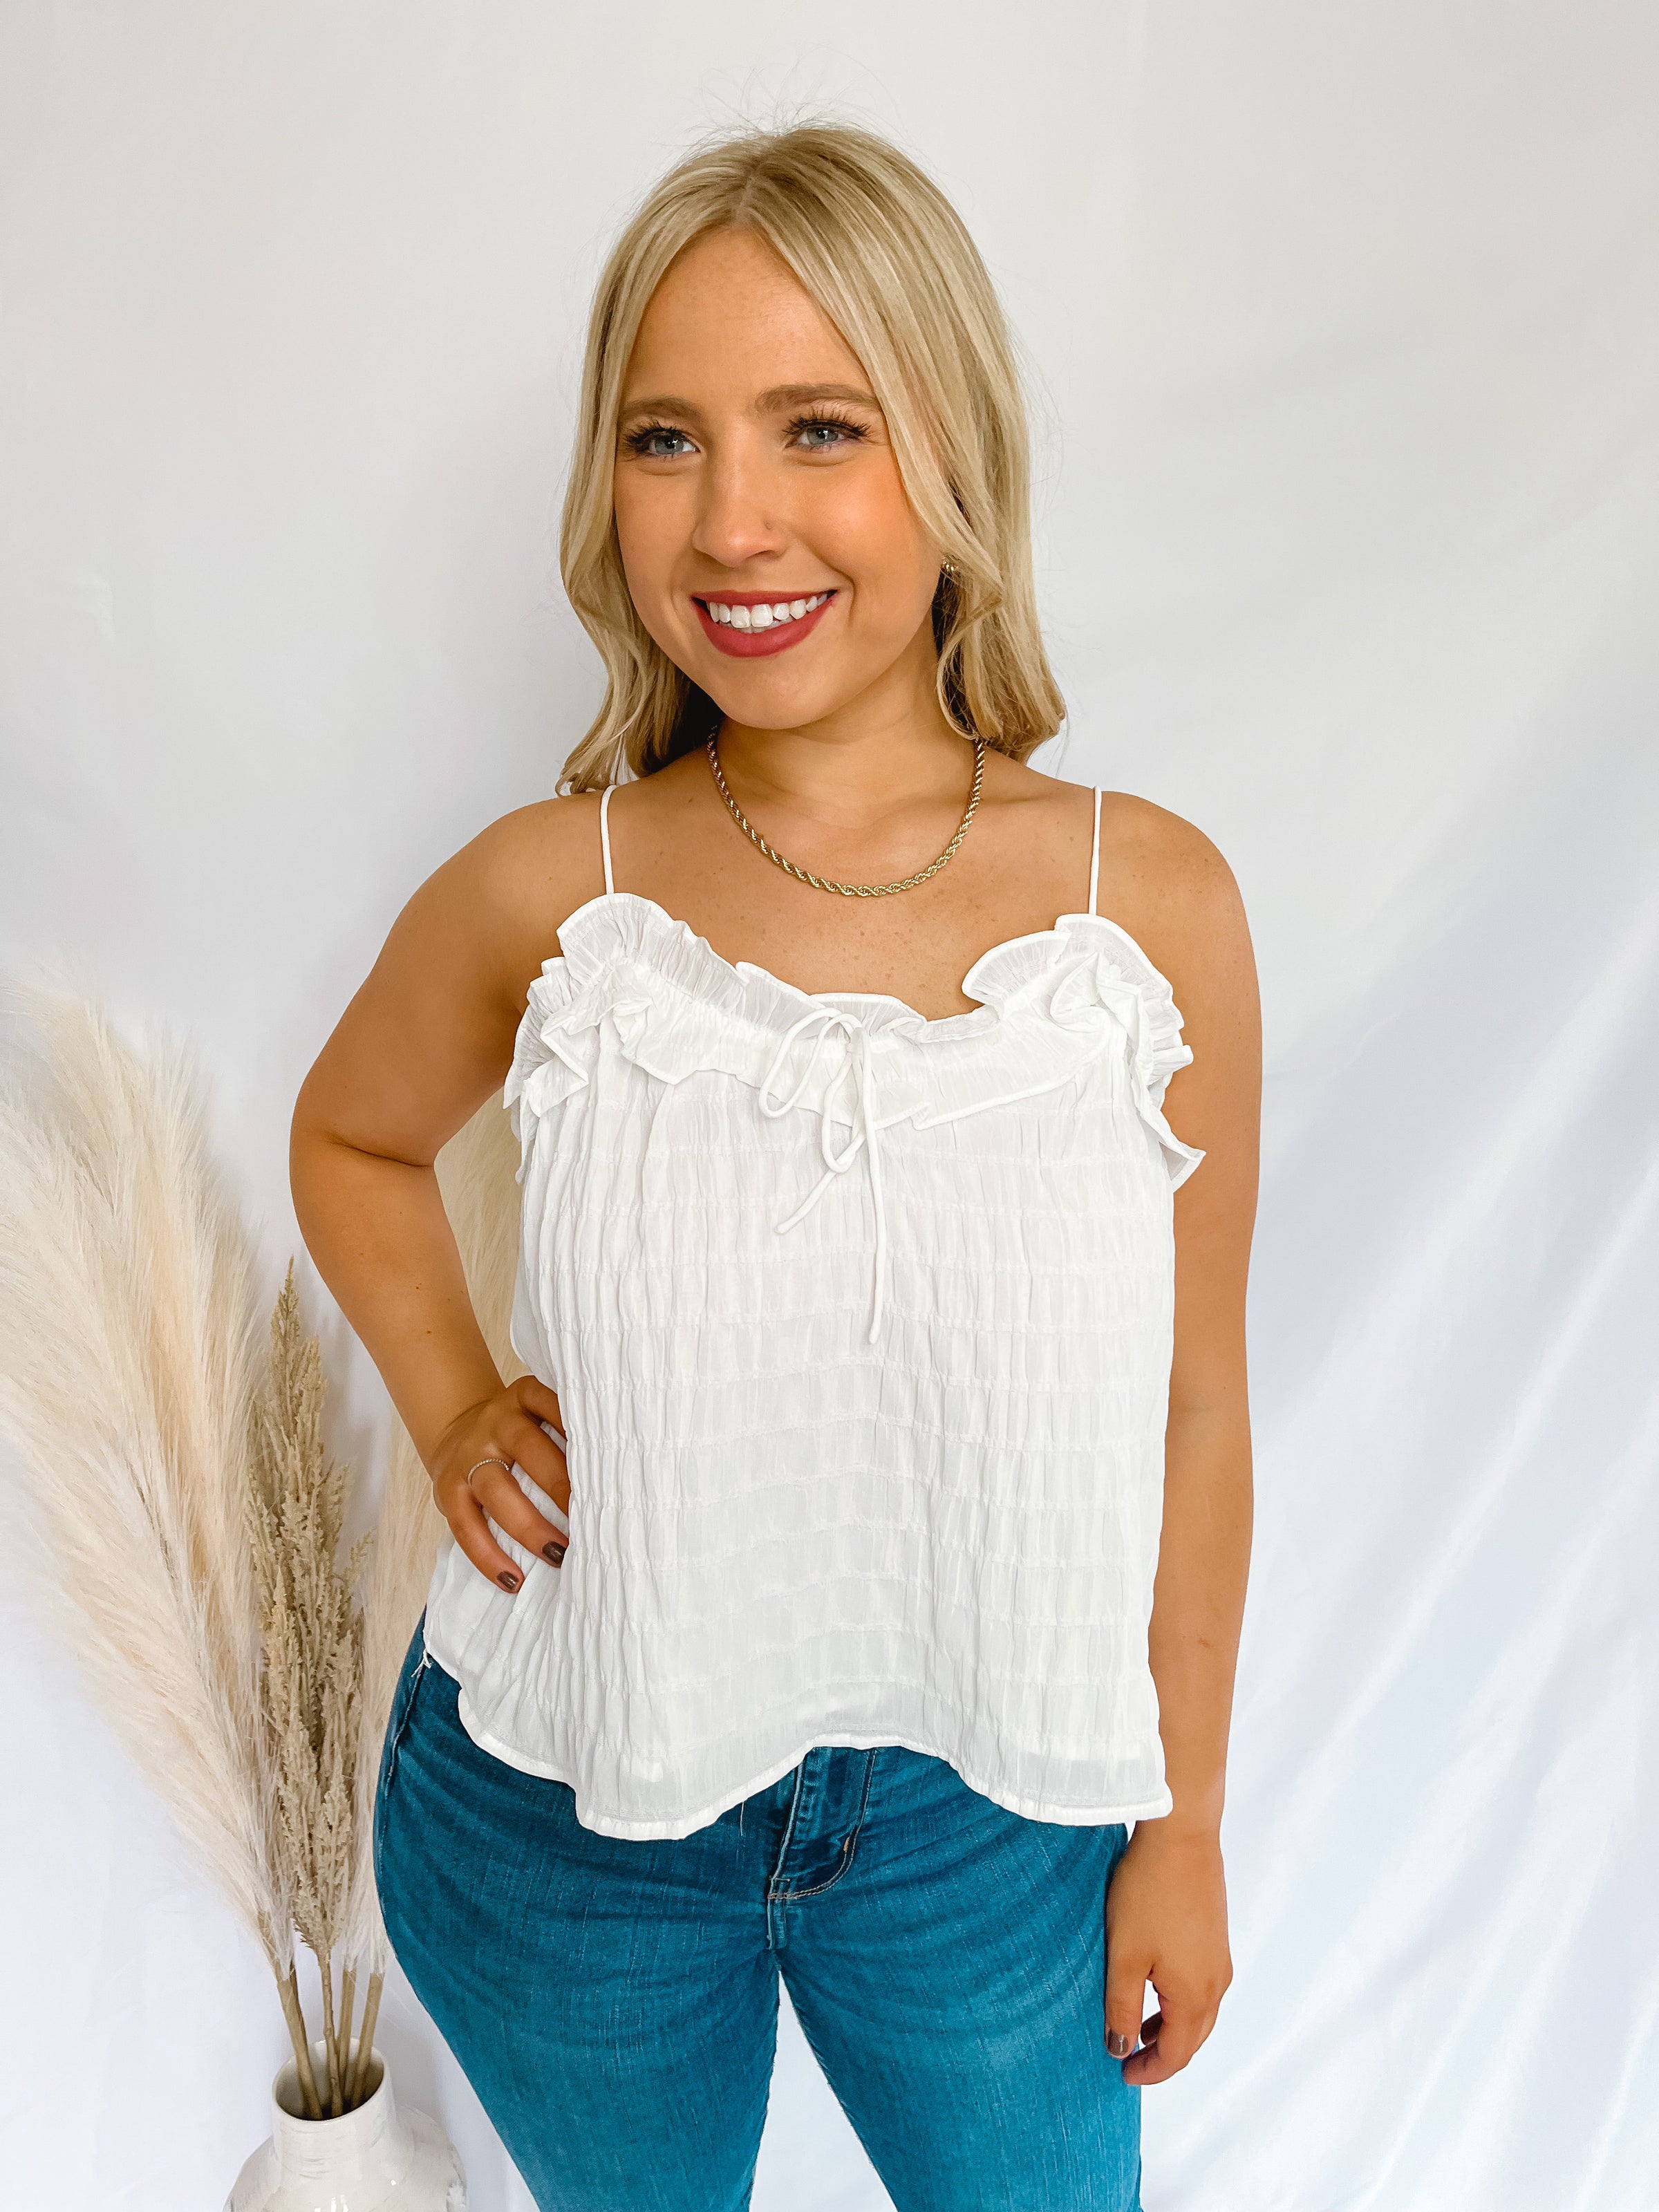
704,590,831,630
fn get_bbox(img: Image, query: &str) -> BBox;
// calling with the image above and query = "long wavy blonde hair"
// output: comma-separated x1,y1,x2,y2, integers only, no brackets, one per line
558,121,1065,791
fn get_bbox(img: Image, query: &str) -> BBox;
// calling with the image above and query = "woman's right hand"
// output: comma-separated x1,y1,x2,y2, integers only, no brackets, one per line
429,1375,571,1595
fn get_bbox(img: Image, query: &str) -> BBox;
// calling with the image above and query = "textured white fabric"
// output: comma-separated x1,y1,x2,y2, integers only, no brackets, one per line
422,785,1207,1838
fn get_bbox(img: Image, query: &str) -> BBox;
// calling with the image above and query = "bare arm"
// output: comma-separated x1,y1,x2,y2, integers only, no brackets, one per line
1101,804,1262,2082
289,797,603,1589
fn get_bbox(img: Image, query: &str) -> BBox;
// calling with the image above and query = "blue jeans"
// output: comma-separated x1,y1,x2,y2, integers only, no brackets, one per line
374,1622,1142,2211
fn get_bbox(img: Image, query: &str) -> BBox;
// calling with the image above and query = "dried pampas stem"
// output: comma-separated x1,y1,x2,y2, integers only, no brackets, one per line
339,1963,357,2095
279,1965,324,2120
347,1970,384,2106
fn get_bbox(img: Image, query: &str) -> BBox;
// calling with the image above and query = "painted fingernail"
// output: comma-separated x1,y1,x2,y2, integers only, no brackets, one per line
496,1569,521,1592
543,1541,567,1564
1107,2031,1131,2058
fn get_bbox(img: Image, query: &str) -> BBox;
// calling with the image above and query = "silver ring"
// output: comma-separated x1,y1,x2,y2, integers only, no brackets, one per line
465,1456,513,1491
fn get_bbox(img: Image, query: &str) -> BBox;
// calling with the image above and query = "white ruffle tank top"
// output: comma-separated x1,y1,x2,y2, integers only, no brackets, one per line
421,781,1206,1839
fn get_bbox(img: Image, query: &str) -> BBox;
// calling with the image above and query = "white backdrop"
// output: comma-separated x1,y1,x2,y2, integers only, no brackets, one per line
3,5,1656,2208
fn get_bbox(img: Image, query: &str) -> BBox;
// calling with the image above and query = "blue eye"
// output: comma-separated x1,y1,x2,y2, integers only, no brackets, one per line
625,422,694,460
789,413,867,452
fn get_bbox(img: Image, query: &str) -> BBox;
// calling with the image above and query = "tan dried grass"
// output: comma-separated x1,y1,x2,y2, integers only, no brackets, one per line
249,1262,370,2115
0,984,527,2117
343,1087,525,2084
0,985,290,1990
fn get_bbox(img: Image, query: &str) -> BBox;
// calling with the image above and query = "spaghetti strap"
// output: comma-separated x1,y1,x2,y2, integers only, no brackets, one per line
1087,787,1103,917
599,785,617,897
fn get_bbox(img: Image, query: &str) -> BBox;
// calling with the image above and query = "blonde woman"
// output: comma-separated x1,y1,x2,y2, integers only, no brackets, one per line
292,122,1260,2212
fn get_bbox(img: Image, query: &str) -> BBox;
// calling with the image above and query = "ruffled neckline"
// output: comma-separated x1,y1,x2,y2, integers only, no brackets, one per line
547,889,1182,1041
503,890,1207,1327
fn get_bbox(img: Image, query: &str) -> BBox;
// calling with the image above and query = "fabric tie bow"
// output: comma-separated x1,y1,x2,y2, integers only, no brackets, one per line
758,1006,892,1344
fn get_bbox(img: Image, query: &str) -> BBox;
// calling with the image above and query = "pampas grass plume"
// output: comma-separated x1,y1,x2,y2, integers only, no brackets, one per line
0,985,290,1976
0,983,529,2119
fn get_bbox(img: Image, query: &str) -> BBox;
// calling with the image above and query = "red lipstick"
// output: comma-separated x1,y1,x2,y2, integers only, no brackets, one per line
693,590,838,659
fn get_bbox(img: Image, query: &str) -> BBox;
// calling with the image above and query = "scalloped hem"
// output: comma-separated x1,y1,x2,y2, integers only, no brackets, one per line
420,1637,1174,1841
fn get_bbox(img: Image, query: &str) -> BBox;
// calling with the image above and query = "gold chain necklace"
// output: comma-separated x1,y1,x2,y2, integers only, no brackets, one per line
705,733,988,899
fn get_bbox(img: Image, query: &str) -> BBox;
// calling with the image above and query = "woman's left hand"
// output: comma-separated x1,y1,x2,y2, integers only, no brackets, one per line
1104,1822,1233,2084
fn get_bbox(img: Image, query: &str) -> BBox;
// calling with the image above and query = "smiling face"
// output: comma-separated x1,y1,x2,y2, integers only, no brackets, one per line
612,225,946,737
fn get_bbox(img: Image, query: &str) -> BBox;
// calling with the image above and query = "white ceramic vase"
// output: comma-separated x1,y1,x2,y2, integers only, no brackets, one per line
226,2038,467,2212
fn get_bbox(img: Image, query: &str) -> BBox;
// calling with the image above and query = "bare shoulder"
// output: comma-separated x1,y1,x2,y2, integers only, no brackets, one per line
1097,786,1239,900
1100,785,1258,1096
419,789,611,1014
1096,790,1260,1183
292,789,613,1163
1096,789,1252,977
